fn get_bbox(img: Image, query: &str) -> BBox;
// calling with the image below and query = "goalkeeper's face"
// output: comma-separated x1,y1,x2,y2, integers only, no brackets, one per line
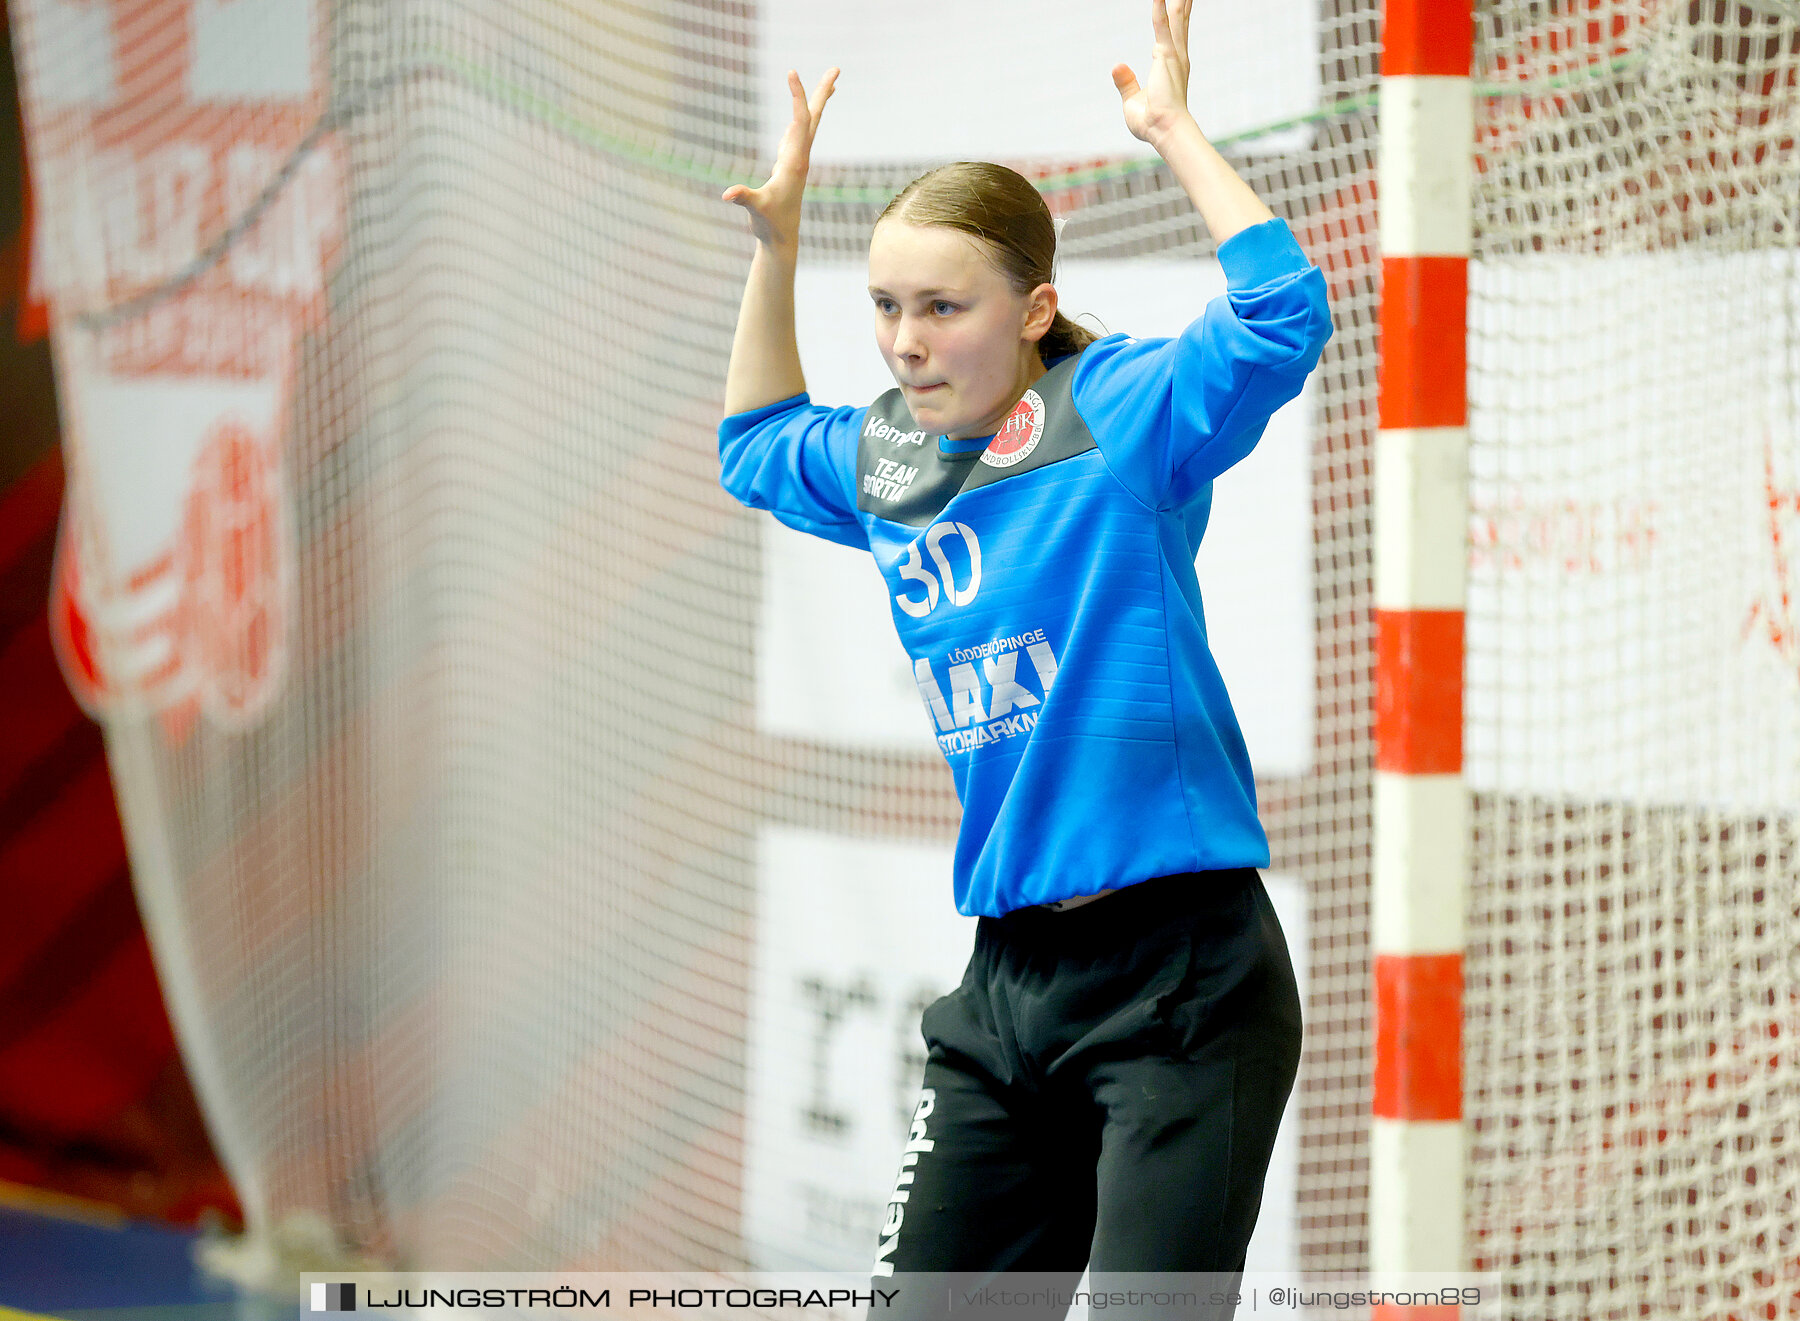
868,219,1055,443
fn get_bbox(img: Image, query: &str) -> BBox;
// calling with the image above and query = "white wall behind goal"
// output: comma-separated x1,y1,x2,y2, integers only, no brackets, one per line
758,0,1318,161
756,257,1317,779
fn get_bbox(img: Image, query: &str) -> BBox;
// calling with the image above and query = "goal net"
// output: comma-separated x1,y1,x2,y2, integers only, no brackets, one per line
7,0,1797,1312
1466,4,1800,1317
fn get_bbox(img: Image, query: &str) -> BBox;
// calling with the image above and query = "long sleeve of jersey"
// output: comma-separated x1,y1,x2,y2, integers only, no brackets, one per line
718,394,870,550
718,218,1331,917
1073,218,1333,509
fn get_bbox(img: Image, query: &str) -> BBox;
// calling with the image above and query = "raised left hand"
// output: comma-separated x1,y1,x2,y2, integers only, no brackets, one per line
1112,0,1196,146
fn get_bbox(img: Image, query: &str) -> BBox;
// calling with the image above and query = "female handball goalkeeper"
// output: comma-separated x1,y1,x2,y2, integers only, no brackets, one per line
717,0,1329,1300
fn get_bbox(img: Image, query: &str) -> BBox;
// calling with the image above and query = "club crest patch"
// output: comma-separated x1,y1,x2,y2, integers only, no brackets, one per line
981,389,1045,468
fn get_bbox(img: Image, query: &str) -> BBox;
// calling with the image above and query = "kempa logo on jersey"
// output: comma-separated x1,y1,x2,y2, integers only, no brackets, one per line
980,389,1045,468
864,416,927,447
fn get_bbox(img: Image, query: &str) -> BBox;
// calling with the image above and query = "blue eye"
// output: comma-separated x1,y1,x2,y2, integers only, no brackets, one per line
933,301,957,315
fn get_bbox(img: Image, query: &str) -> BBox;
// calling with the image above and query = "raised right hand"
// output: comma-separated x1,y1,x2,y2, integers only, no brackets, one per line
1112,0,1195,148
722,67,839,252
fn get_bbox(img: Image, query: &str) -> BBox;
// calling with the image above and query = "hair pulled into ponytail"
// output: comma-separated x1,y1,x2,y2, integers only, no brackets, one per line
878,162,1098,364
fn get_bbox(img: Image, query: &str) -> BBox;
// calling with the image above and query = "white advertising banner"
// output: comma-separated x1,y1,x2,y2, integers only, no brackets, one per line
743,826,1309,1275
1466,252,1800,809
757,526,928,751
19,0,345,736
56,363,291,712
759,257,1316,777
758,0,1318,162
745,826,975,1271
1247,871,1306,1277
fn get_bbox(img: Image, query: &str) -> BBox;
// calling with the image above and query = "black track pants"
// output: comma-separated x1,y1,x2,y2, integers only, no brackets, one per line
868,869,1302,1319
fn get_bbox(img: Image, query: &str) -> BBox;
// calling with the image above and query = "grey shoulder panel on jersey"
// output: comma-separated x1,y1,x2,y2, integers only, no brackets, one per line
854,353,1099,528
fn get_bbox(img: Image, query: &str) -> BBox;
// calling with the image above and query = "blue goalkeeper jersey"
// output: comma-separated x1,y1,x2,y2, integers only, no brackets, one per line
719,218,1331,917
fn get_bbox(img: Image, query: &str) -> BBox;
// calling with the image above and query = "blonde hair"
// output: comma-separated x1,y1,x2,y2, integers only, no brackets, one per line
877,162,1097,363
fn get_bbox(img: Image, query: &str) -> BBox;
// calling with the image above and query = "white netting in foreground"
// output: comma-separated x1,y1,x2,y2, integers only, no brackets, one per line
8,0,1798,1313
1467,4,1800,1317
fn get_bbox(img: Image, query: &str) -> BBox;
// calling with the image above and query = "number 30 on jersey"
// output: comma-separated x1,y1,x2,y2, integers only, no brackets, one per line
893,521,981,618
